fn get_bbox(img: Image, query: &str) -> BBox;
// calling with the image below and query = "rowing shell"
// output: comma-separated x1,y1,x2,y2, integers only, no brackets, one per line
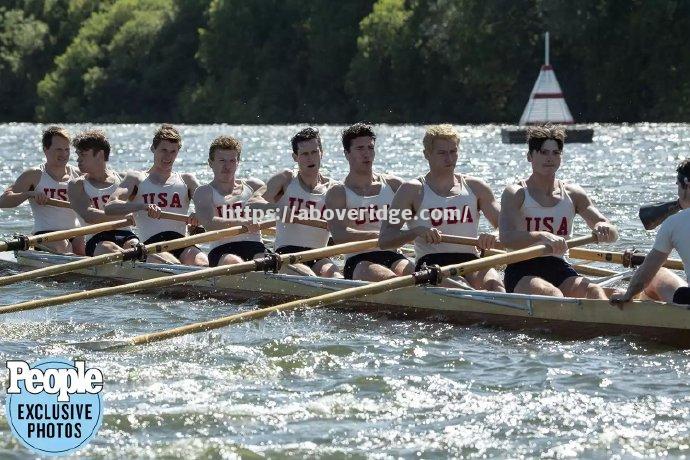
1,250,690,348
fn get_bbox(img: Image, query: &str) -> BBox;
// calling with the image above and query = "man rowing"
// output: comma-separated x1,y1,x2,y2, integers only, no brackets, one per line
499,124,618,298
611,159,690,305
325,123,414,281
0,126,84,255
263,127,342,277
67,130,139,256
379,124,504,290
193,135,268,267
104,124,208,266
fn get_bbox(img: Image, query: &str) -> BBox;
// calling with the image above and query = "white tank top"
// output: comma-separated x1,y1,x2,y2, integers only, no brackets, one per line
344,174,395,257
79,172,133,241
274,172,332,249
134,172,190,242
209,181,262,250
520,180,575,258
414,175,480,257
30,164,81,233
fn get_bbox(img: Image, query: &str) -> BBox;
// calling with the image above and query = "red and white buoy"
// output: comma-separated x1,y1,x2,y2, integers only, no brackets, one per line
502,32,593,143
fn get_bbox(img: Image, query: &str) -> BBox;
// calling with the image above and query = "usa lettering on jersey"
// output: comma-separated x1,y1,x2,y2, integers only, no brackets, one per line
216,202,244,218
287,196,325,219
90,195,110,210
428,205,473,226
43,188,68,201
142,192,183,208
525,216,569,235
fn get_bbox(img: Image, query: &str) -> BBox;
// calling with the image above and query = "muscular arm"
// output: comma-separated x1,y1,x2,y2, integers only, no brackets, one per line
619,249,669,300
378,181,422,249
467,177,500,228
0,169,41,208
568,183,619,242
104,173,144,215
324,184,379,244
181,173,201,199
262,169,291,203
67,179,122,224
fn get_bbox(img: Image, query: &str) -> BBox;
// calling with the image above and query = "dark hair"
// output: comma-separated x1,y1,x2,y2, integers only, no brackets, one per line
677,158,690,186
208,135,242,161
152,124,181,149
42,126,70,150
342,122,376,151
291,127,322,154
73,130,111,161
526,124,566,152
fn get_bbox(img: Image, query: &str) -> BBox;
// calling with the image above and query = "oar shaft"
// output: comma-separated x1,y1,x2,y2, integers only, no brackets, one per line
440,235,506,251
0,219,133,252
0,239,378,314
0,221,276,287
124,234,598,346
569,247,684,271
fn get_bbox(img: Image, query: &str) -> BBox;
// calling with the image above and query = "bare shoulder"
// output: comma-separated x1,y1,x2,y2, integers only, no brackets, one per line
563,181,588,198
501,182,525,203
399,178,423,194
192,183,212,201
325,182,346,203
181,172,199,185
122,170,145,184
246,177,266,191
381,173,404,190
463,175,494,194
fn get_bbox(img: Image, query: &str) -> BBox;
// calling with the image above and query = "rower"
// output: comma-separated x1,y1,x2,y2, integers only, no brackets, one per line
0,126,84,255
104,124,208,266
379,124,504,291
67,130,139,256
325,123,414,281
611,159,690,305
499,124,618,298
193,135,267,267
263,127,342,278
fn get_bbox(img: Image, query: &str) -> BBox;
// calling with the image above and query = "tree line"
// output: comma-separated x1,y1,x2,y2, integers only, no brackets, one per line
1,0,689,124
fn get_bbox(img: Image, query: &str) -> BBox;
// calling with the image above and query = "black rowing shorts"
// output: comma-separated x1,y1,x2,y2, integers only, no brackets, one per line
504,256,579,293
673,287,690,305
85,230,139,256
143,231,199,261
344,250,410,280
415,252,478,272
208,241,267,267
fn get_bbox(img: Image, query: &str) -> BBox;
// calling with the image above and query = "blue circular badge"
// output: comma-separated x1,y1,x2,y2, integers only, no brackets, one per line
5,357,104,456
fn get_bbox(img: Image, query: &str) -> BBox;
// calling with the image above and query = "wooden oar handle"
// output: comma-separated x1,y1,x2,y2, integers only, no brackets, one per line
439,235,505,250
158,211,191,223
569,247,684,271
45,197,71,208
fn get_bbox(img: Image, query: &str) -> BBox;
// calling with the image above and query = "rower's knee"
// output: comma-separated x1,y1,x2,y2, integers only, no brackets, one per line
71,236,86,256
515,276,563,297
181,247,208,266
218,254,243,266
313,259,342,278
92,241,121,256
392,259,414,276
485,278,506,293
584,283,607,300
353,261,396,282
645,267,684,303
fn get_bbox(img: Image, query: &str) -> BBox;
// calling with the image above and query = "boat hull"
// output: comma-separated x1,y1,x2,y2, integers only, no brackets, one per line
2,250,689,347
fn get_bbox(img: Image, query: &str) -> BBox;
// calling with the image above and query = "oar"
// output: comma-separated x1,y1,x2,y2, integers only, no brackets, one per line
569,247,684,271
639,199,681,230
0,218,133,252
0,221,277,287
88,233,597,349
438,235,617,276
0,238,379,315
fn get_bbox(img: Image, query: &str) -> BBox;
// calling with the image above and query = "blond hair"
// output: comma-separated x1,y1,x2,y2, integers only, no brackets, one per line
423,124,459,154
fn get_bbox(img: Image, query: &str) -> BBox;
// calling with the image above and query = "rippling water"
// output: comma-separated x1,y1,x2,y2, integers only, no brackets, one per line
1,123,689,458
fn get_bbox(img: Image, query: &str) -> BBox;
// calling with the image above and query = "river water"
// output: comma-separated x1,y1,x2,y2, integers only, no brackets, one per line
0,123,689,458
